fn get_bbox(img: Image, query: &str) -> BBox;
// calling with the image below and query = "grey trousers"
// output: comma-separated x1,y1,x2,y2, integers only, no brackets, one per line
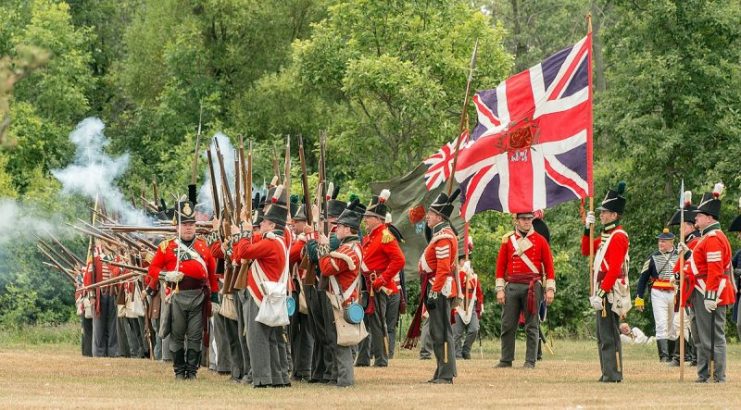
691,290,727,382
357,292,390,366
151,317,162,360
305,285,327,381
386,293,401,358
596,299,623,382
116,316,130,357
419,317,433,359
453,310,480,357
92,293,119,357
236,291,252,381
324,298,355,387
170,289,205,353
247,296,287,386
213,312,232,372
289,309,314,379
500,283,542,364
124,317,145,358
428,295,456,381
81,316,93,357
318,289,336,381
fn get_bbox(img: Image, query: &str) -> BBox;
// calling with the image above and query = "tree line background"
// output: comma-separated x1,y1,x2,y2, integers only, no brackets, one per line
0,0,739,338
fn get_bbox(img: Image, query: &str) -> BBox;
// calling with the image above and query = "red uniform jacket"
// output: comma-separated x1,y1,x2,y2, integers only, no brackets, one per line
361,224,406,294
320,239,362,306
418,223,458,297
496,230,555,286
688,225,735,306
459,269,484,317
582,226,629,293
236,230,288,303
146,237,218,293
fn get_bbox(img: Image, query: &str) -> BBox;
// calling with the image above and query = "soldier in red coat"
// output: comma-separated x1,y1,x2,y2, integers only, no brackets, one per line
495,212,555,369
416,189,460,384
688,185,735,383
317,199,366,387
233,186,292,388
356,189,406,367
453,250,484,360
583,182,629,383
146,200,218,380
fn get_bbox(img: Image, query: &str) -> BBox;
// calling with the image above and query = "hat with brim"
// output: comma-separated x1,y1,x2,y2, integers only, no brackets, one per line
172,201,197,225
336,200,365,231
596,181,626,213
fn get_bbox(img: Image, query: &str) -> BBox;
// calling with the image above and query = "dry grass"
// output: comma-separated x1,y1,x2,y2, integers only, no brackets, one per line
1,338,741,409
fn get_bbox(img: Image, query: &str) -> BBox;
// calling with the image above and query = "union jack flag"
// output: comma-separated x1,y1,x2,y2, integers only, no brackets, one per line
422,129,470,191
454,34,593,220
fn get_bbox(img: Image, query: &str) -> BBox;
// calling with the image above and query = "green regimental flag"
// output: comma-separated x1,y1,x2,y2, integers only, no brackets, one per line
370,163,465,281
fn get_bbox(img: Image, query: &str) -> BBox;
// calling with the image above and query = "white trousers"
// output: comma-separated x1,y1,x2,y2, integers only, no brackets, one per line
651,288,676,340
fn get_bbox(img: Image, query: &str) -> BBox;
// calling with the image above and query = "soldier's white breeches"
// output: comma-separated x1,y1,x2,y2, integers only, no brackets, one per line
669,306,692,340
651,288,676,340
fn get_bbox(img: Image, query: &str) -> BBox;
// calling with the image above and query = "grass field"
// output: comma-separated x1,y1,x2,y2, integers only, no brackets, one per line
2,335,741,409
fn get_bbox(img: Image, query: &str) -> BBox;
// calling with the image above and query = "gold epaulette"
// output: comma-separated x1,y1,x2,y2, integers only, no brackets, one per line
381,228,395,244
159,238,173,252
501,231,514,244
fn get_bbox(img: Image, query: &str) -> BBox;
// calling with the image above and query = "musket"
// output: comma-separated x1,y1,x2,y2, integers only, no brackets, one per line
319,131,329,236
272,142,281,183
214,137,235,224
232,140,252,291
138,195,159,213
67,223,126,248
239,136,250,219
233,148,242,226
89,207,117,225
36,237,77,270
206,148,221,219
37,245,76,283
41,262,76,283
99,225,212,235
78,271,144,291
77,218,118,242
107,260,148,273
46,230,85,266
298,135,318,285
284,135,291,219
191,102,203,185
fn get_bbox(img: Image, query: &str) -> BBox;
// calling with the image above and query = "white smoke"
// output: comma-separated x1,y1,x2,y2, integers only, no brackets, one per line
51,117,150,225
0,199,71,245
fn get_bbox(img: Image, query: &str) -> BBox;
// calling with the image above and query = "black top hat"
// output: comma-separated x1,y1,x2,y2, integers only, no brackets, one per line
429,188,461,220
532,218,551,244
293,204,307,222
264,185,288,228
730,215,741,232
365,189,391,219
172,201,197,225
336,199,366,231
694,183,724,219
325,183,345,218
596,181,626,214
668,190,697,226
656,227,675,240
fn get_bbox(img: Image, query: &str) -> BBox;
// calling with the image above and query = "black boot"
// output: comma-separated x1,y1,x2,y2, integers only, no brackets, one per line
668,340,679,366
186,350,202,380
657,340,670,362
173,350,187,380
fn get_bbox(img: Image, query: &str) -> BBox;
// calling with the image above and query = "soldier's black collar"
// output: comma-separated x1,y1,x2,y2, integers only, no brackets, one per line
701,222,721,236
432,221,450,234
686,230,701,243
341,235,359,244
602,219,620,233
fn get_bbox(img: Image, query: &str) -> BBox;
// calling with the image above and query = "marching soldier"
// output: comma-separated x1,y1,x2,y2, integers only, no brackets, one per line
357,189,406,367
634,228,678,363
145,200,218,380
234,186,292,388
583,182,630,383
686,185,735,383
453,252,483,360
86,240,119,357
317,199,367,387
495,212,555,369
419,189,460,384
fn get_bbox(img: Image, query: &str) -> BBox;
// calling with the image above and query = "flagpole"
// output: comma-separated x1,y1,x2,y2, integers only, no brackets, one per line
678,180,686,381
586,13,595,296
446,38,479,196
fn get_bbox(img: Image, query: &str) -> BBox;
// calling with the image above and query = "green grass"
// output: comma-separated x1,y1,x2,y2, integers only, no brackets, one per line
0,322,80,347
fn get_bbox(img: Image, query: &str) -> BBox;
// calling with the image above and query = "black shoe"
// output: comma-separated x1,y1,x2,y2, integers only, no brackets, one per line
694,377,708,383
600,379,621,383
185,350,201,380
272,383,292,388
494,361,512,368
428,378,453,384
523,362,535,369
462,352,471,360
253,384,270,388
355,363,370,367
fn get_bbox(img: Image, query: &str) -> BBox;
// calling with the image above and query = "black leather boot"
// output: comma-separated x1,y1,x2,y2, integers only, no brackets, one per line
668,339,679,366
657,339,670,362
186,349,201,380
173,350,187,380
